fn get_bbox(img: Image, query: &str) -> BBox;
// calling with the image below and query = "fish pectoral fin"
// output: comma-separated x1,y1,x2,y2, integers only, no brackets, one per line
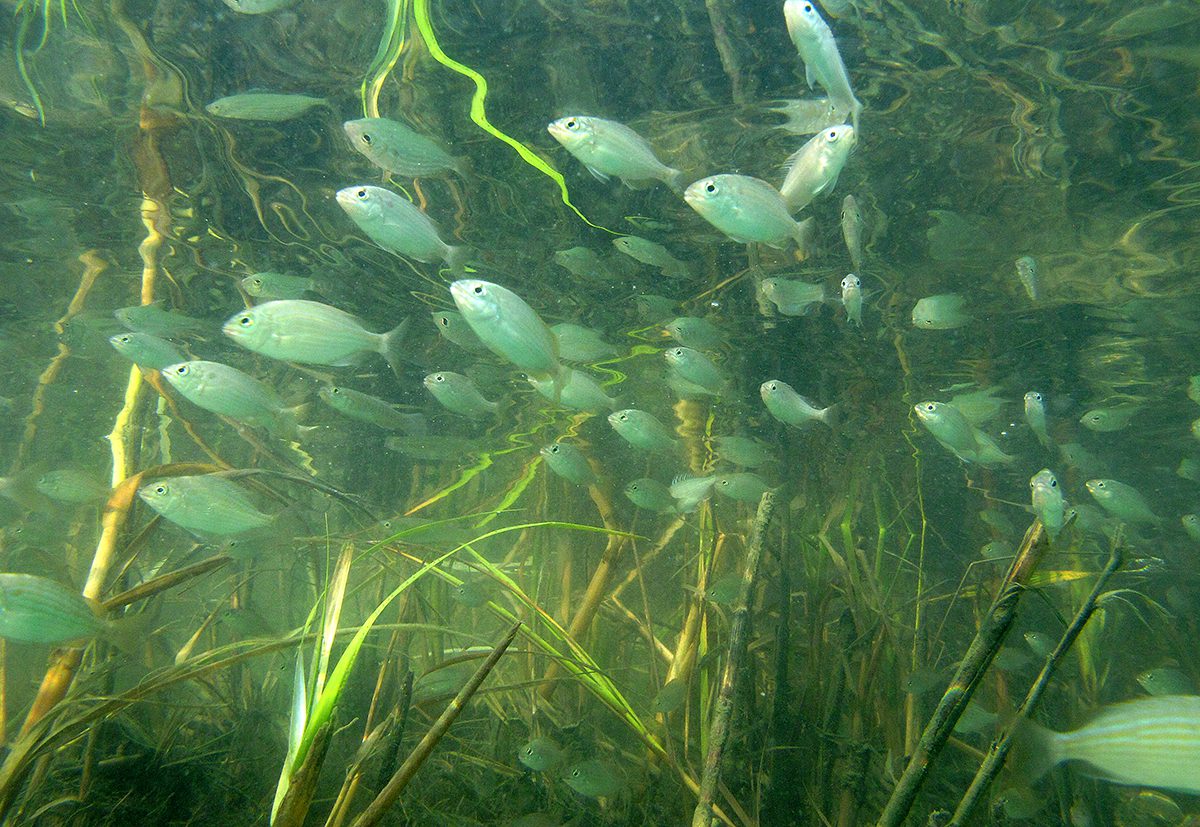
585,166,611,184
805,64,817,90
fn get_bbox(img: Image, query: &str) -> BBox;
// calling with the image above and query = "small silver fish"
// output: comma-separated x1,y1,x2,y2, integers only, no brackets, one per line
35,470,108,504
336,185,467,273
319,386,425,433
206,92,324,121
547,115,683,192
1024,391,1052,448
664,347,725,395
913,401,1013,466
608,409,680,455
518,736,565,772
669,474,717,513
714,472,772,502
665,317,724,351
114,304,208,338
761,379,835,428
109,331,184,370
783,0,863,130
713,436,775,468
553,247,615,281
1015,255,1039,300
611,236,691,279
550,323,617,362
430,310,486,351
840,274,863,327
138,473,273,536
0,573,106,644
767,97,846,135
1079,406,1140,432
912,294,969,330
1015,695,1200,796
1188,374,1200,405
684,175,813,250
242,272,319,300
450,280,562,380
221,0,294,13
1182,514,1200,542
761,277,825,316
223,300,408,372
841,194,863,271
1030,468,1065,538
623,478,677,513
540,443,597,486
161,360,304,438
423,372,499,419
343,117,461,178
1085,479,1162,526
527,368,618,413
778,124,857,212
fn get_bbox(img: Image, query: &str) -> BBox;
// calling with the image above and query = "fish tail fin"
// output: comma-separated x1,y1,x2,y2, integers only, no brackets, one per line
794,217,815,256
104,609,157,657
665,167,687,195
445,246,471,278
1007,717,1061,787
819,404,840,429
381,317,412,376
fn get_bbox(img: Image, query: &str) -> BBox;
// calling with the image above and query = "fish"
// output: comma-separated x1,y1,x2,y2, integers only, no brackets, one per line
423,372,499,419
778,124,857,212
1013,695,1200,796
108,331,185,370
783,0,863,130
430,310,486,351
980,540,1014,560
318,386,426,433
336,186,467,273
450,280,563,379
547,115,683,191
553,247,616,281
664,347,725,395
0,573,107,644
1085,479,1162,526
1015,255,1039,300
713,436,775,468
528,368,618,412
563,758,624,798
652,678,687,714
761,379,835,428
611,236,691,279
221,0,294,13
1024,391,1052,448
35,470,108,503
518,736,564,772
767,97,846,135
138,473,273,536
383,435,478,462
1138,667,1194,697
669,475,717,513
1179,459,1200,483
540,443,597,486
913,401,1014,466
714,472,773,502
947,385,1005,426
114,304,208,338
840,274,863,327
1059,442,1104,477
549,323,617,362
161,360,305,438
685,175,814,249
841,194,864,271
1184,514,1200,542
761,278,825,316
242,272,320,300
1024,631,1055,660
665,317,724,351
635,294,677,321
608,409,680,455
1030,468,1065,538
954,703,999,735
623,478,678,513
450,576,492,608
223,300,408,372
912,294,970,329
1079,406,1140,432
205,92,325,121
343,117,461,178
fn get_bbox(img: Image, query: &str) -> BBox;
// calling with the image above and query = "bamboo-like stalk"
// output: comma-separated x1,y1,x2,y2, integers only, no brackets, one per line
948,542,1123,825
350,622,520,827
874,520,1049,827
691,492,775,827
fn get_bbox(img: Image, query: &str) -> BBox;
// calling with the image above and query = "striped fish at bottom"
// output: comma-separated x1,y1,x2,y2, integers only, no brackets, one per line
1018,695,1200,795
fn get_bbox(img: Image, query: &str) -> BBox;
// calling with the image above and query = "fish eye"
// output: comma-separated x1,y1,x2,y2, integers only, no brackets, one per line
548,445,560,454
704,181,717,194
767,383,777,391
330,387,341,395
175,365,189,375
360,133,373,146
1049,477,1057,487
571,769,581,778
473,285,484,294
355,188,368,199
434,374,445,382
923,403,935,412
438,316,450,327
154,485,167,495
1095,481,1106,489
827,129,839,140
238,315,253,327
249,278,262,287
565,118,578,129
117,335,130,343
803,2,813,11
619,414,628,421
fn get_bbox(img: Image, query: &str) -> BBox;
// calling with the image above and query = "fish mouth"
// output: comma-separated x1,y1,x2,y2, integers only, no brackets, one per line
682,182,705,205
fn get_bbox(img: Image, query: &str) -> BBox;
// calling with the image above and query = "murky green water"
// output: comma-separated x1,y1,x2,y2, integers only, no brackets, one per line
0,0,1198,823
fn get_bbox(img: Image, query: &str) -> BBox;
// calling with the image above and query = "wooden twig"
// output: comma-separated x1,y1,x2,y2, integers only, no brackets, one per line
948,541,1123,825
691,491,775,827
875,520,1050,827
350,622,520,827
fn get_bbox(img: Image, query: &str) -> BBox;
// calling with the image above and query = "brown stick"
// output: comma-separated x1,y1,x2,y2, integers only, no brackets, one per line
691,492,775,827
350,622,520,827
874,520,1049,827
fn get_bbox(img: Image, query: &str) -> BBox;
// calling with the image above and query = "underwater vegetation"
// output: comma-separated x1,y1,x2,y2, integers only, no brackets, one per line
1,0,1199,824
